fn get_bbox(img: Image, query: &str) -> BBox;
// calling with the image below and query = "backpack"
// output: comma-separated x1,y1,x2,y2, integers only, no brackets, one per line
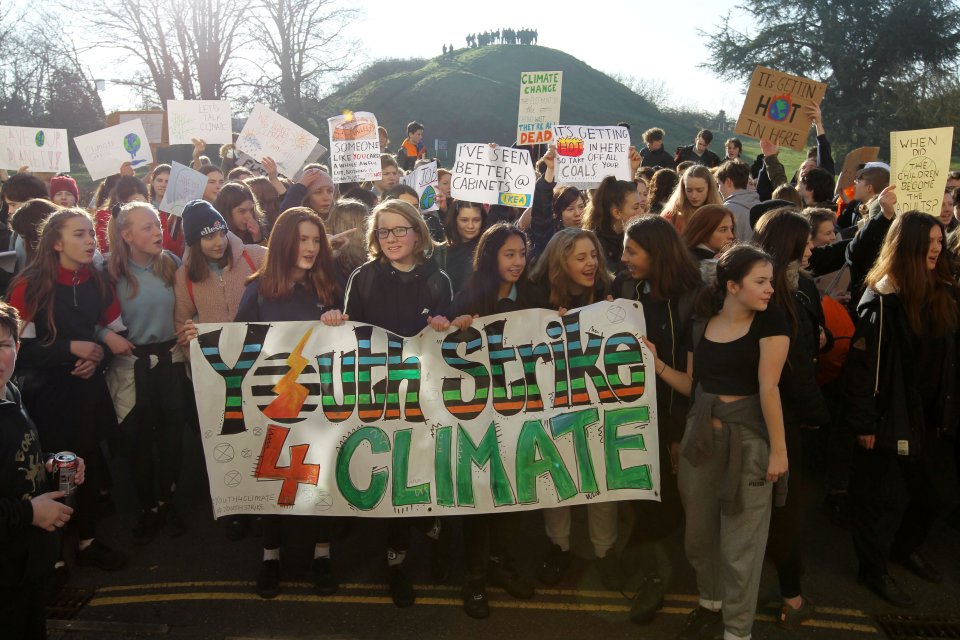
816,294,855,385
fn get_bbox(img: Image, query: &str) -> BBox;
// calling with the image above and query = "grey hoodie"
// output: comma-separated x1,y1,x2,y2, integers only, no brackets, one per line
723,189,762,241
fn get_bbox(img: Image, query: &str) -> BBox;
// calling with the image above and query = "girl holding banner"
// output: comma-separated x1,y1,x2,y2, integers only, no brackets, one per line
235,207,344,599
340,199,455,608
526,228,623,590
449,223,538,618
106,202,187,544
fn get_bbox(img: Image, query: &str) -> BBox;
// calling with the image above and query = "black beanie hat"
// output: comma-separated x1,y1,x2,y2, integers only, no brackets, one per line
749,199,795,231
182,199,228,246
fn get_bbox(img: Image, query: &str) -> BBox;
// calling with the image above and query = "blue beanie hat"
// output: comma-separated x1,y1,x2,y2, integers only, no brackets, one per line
182,199,227,246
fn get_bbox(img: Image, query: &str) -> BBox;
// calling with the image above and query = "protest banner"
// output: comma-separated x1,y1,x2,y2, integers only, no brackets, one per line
190,300,659,519
550,125,631,188
517,71,562,145
890,127,954,215
74,120,154,181
734,66,828,152
236,104,319,178
159,161,208,216
0,125,70,172
451,144,535,207
835,146,880,197
167,100,233,145
401,160,439,211
327,111,381,183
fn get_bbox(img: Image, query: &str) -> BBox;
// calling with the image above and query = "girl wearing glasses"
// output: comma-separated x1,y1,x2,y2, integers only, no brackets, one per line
337,199,454,608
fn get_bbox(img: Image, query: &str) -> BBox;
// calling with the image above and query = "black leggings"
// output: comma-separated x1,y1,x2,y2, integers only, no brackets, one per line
767,423,804,598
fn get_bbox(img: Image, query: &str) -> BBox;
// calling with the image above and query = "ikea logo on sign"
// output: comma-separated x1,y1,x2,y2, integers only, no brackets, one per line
499,193,530,207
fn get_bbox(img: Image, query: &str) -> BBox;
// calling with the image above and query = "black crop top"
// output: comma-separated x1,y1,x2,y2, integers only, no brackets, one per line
692,304,789,396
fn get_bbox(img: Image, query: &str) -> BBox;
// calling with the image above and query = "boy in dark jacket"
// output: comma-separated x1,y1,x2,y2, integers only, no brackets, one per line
674,129,721,168
0,301,85,639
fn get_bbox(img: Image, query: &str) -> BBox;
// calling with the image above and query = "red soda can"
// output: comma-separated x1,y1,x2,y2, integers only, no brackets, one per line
54,452,78,504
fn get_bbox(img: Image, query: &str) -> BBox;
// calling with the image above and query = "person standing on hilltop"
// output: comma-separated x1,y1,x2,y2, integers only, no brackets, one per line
396,121,427,172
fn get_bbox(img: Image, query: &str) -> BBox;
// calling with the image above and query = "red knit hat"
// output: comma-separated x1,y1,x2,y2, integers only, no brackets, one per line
48,175,79,203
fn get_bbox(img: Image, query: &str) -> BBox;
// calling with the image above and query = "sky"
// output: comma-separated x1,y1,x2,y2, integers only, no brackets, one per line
87,0,754,117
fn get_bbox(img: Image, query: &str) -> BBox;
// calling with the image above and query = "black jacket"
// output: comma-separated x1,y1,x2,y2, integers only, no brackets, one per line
344,259,453,337
675,145,720,169
779,277,831,427
845,200,890,316
640,147,676,170
0,383,58,587
842,284,959,453
593,227,624,275
434,238,479,295
808,239,850,279
529,177,561,262
613,273,700,442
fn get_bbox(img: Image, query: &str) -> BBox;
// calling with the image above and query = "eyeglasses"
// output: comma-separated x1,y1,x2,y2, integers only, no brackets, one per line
375,226,414,239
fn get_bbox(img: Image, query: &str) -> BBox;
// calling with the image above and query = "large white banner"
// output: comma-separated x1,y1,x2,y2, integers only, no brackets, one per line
74,120,154,181
236,104,319,177
190,301,659,519
0,126,70,172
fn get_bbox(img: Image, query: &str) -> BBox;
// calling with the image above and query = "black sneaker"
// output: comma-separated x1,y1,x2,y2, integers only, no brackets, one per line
858,572,913,608
225,516,248,541
131,510,160,546
76,539,127,571
596,551,626,591
892,551,943,584
630,573,666,625
387,564,415,607
159,504,186,538
538,544,571,585
256,559,280,599
675,607,723,640
489,556,534,599
312,557,337,596
462,580,490,619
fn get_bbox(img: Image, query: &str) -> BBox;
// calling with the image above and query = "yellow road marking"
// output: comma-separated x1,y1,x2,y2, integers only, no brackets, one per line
87,590,879,631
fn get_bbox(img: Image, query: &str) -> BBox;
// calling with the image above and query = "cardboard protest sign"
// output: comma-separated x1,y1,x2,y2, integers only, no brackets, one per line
451,144,535,207
190,300,659,518
74,120,154,181
167,100,233,145
401,160,439,211
327,112,381,183
550,125,631,188
517,71,562,146
734,66,828,151
158,161,208,216
236,104,319,178
890,127,954,215
0,126,70,172
835,147,880,197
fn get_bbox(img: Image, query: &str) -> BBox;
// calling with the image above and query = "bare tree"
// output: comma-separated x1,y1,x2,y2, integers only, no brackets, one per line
248,0,359,126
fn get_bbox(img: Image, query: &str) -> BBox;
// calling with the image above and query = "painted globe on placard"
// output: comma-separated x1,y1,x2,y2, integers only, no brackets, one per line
34,131,45,147
123,133,142,156
420,185,437,210
769,98,791,122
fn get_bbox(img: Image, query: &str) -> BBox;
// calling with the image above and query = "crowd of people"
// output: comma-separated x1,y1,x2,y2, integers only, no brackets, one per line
1,107,959,640
465,28,538,48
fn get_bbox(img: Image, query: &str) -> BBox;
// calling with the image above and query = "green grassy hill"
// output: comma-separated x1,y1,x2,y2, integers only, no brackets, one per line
311,45,699,162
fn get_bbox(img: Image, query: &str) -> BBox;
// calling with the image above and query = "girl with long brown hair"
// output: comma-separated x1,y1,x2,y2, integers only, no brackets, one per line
681,204,736,262
7,208,131,573
235,206,343,600
844,210,959,608
660,165,723,233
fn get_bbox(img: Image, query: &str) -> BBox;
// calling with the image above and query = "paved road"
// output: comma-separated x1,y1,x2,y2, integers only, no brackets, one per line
47,428,960,639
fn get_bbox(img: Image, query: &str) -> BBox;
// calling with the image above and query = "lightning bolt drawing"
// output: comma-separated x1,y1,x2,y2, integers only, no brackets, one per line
263,327,314,420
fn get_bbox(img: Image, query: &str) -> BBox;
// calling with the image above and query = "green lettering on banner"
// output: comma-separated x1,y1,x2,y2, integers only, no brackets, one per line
392,429,430,506
550,408,600,494
336,426,390,510
604,406,653,490
456,423,516,507
434,426,455,506
515,419,578,504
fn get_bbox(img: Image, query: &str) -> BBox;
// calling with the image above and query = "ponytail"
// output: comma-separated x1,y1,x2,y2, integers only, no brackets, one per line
582,175,634,234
